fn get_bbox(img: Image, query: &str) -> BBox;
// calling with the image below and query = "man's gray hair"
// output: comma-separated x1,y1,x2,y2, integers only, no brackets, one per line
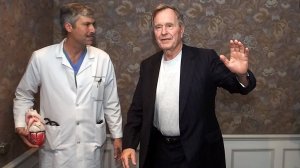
60,3,94,35
152,4,184,27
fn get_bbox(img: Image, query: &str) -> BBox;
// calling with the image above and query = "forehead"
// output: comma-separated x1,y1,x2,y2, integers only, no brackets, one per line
153,8,178,24
76,15,95,23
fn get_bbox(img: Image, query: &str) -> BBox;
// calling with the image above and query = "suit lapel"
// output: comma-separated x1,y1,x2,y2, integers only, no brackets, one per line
147,52,163,116
147,47,195,122
179,45,195,118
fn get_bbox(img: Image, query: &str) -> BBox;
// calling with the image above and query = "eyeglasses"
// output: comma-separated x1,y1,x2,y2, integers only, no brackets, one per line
44,118,60,126
154,23,177,31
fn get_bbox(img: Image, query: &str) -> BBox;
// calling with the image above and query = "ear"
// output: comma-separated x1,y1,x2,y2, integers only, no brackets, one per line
64,22,73,33
180,26,185,38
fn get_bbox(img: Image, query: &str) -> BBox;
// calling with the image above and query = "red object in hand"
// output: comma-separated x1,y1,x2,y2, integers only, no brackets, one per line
28,131,45,146
25,109,46,146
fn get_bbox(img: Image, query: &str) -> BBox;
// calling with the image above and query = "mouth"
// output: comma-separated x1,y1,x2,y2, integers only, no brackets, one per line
160,37,171,40
86,36,95,42
87,35,94,38
87,33,95,38
160,38,172,43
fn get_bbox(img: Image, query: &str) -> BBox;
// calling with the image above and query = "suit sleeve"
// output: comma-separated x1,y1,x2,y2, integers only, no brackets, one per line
122,61,145,150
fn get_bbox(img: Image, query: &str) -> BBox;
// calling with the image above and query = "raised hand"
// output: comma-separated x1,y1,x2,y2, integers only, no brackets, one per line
220,39,249,76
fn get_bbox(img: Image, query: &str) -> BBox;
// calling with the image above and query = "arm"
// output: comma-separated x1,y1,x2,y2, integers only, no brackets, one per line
13,52,41,147
122,62,145,149
113,138,122,160
121,61,146,167
103,59,123,159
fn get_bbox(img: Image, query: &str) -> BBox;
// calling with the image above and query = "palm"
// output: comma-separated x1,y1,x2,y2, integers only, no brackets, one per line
220,40,249,75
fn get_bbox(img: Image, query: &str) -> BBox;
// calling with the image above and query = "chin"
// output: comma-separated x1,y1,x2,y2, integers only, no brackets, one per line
86,41,94,46
161,46,173,51
159,44,171,50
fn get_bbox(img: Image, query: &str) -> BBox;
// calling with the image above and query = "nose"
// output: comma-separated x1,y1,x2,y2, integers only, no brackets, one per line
161,26,167,35
89,24,96,33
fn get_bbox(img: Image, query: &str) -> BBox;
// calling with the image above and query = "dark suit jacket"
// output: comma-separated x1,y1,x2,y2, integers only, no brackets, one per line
123,44,256,168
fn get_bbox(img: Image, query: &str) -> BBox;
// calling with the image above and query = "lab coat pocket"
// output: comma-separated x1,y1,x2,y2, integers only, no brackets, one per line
95,122,106,146
44,125,62,150
91,78,105,101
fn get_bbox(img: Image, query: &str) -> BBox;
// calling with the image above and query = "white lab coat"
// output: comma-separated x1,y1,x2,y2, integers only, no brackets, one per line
13,39,122,168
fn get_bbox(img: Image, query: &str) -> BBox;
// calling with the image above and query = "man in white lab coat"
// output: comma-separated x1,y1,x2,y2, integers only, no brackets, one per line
13,3,122,168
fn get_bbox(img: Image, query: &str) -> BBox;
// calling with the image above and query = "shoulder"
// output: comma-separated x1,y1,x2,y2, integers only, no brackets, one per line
30,43,61,62
34,43,59,55
87,46,114,67
87,45,110,58
141,50,163,65
182,44,220,63
183,44,217,56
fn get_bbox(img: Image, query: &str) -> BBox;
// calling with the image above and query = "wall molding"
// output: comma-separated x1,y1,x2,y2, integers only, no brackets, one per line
224,134,300,168
2,148,38,168
224,134,300,141
3,134,300,168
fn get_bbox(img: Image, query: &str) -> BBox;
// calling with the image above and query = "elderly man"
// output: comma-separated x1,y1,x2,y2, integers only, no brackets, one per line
121,3,256,168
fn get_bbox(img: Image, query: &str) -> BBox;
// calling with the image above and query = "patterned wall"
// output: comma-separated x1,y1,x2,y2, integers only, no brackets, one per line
0,0,299,166
0,0,53,166
1,1,300,164
53,0,300,134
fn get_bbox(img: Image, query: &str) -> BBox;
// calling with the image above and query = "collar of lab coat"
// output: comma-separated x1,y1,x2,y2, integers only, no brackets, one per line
56,38,95,75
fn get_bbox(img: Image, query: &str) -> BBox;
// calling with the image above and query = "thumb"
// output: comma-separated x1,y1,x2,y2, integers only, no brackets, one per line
219,55,229,66
131,152,137,165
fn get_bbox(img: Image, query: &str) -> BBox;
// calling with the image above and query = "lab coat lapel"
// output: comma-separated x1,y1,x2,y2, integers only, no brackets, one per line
77,47,94,75
61,56,72,69
56,39,72,69
56,40,93,74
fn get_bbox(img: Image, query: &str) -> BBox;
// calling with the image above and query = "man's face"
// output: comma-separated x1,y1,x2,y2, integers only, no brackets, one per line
68,16,95,46
153,8,184,54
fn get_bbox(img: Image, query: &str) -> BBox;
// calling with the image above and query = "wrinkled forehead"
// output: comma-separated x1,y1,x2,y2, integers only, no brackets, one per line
153,8,179,25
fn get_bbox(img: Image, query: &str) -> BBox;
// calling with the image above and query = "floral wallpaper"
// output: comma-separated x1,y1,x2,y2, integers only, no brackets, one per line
0,0,53,166
0,0,299,166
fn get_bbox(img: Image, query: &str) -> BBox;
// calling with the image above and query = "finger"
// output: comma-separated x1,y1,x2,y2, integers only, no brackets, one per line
238,41,245,53
121,155,129,168
16,128,39,148
131,152,137,165
245,47,249,57
19,135,39,148
15,127,29,136
28,119,35,128
229,40,235,53
233,39,240,52
220,55,229,66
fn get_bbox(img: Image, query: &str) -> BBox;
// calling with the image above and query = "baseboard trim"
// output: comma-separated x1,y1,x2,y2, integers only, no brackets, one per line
3,134,300,168
3,148,38,168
